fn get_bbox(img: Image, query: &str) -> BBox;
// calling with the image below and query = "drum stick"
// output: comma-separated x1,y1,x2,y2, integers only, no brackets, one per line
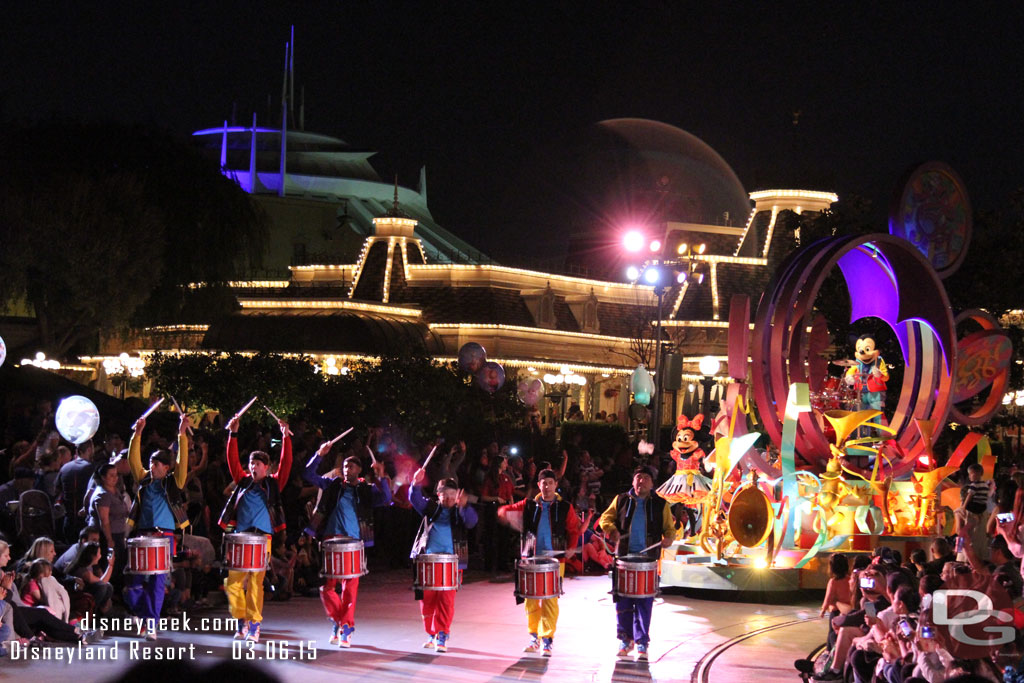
169,396,194,435
138,397,165,421
233,396,258,420
365,444,378,466
421,444,438,470
306,427,355,467
263,405,293,436
640,540,664,554
328,426,353,448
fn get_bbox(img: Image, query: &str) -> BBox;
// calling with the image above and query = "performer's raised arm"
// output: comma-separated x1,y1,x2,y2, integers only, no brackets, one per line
275,420,292,492
128,417,147,482
173,415,191,490
225,416,244,483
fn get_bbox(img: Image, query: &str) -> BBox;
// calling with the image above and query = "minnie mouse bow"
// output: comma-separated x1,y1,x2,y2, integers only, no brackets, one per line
677,414,704,431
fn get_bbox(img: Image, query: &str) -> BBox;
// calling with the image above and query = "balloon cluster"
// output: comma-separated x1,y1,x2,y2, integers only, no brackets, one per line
457,342,506,394
55,395,100,445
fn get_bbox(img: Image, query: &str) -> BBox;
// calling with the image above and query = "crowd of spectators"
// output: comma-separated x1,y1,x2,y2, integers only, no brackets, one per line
0,397,655,657
801,470,1024,682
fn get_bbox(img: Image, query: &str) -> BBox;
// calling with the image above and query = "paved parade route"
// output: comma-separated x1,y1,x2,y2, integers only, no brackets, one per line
3,570,823,682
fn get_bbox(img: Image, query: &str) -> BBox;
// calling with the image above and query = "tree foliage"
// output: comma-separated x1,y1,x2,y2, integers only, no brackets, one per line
0,121,267,355
311,353,523,446
0,173,164,354
146,352,525,447
146,352,321,426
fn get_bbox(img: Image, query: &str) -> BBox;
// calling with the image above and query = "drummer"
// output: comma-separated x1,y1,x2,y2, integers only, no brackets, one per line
309,448,392,647
219,415,292,643
124,413,191,641
409,468,477,654
598,466,676,662
497,469,581,657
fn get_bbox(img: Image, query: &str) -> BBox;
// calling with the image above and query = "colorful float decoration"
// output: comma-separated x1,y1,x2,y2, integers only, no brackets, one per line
663,163,1009,576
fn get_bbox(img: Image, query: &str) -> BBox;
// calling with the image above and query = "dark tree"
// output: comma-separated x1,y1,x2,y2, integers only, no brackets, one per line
0,121,268,355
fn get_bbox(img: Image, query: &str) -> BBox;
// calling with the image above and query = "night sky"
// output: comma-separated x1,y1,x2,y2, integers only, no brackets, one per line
4,3,1023,260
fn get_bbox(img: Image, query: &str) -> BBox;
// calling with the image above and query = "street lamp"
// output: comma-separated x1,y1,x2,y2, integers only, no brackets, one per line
699,356,721,419
624,233,707,448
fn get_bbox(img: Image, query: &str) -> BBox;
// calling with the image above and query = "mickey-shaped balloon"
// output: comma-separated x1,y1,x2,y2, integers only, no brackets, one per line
517,378,544,406
655,414,713,505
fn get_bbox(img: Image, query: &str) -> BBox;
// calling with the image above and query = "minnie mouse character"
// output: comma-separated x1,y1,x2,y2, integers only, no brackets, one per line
656,414,713,505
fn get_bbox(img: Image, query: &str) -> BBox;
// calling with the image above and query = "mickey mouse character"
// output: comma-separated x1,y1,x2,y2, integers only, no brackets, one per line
656,414,712,505
844,333,889,412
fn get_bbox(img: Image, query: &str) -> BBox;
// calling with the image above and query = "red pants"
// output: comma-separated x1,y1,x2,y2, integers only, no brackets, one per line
320,577,359,627
420,589,455,635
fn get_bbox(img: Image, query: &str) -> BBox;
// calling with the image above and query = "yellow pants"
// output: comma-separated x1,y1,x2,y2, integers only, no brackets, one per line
226,570,266,623
524,562,564,639
225,536,271,623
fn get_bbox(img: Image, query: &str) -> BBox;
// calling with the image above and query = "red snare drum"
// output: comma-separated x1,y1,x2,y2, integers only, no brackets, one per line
615,555,659,598
125,536,171,575
516,557,562,599
321,537,367,579
413,553,461,591
223,532,269,573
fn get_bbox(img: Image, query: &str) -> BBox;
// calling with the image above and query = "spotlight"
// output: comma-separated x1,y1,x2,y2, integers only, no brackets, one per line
677,242,688,255
626,265,640,281
676,271,687,284
623,231,645,252
649,239,661,253
643,267,661,285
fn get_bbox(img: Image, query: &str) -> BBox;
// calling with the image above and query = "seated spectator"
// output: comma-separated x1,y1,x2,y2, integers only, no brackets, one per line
0,539,100,644
20,558,52,608
16,537,58,580
923,537,956,574
55,526,100,576
820,553,854,617
907,548,927,576
68,542,114,614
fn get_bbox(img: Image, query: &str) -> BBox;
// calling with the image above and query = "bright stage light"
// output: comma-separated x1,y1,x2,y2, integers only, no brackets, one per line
676,271,687,284
649,240,661,253
643,267,661,285
623,231,645,252
626,266,640,281
753,557,769,569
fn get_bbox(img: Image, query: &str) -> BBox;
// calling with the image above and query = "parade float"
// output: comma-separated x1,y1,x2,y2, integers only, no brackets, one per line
659,162,1015,592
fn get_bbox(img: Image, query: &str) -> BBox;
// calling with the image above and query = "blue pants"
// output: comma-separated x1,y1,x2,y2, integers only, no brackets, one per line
125,573,167,621
616,596,654,646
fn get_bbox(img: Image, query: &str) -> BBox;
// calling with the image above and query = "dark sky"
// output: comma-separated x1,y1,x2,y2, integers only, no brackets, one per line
4,3,1023,258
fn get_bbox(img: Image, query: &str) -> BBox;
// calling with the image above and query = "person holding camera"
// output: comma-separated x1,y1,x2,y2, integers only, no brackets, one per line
67,541,114,613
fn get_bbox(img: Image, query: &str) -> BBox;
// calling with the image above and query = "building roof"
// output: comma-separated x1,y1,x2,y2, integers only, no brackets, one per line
201,309,443,356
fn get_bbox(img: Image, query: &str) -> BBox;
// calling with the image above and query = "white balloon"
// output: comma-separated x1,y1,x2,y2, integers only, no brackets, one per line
0,335,6,368
55,395,100,445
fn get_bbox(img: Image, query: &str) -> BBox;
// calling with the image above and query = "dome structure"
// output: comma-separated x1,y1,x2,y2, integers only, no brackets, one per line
557,119,751,278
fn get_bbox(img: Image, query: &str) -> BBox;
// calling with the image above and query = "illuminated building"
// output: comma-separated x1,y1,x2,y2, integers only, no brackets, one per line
85,119,835,428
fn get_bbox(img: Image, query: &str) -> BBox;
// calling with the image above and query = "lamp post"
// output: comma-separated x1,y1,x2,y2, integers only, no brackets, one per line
623,228,707,448
698,355,721,420
648,278,666,444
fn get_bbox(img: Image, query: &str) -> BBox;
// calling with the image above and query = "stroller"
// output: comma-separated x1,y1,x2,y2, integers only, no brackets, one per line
16,489,57,546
